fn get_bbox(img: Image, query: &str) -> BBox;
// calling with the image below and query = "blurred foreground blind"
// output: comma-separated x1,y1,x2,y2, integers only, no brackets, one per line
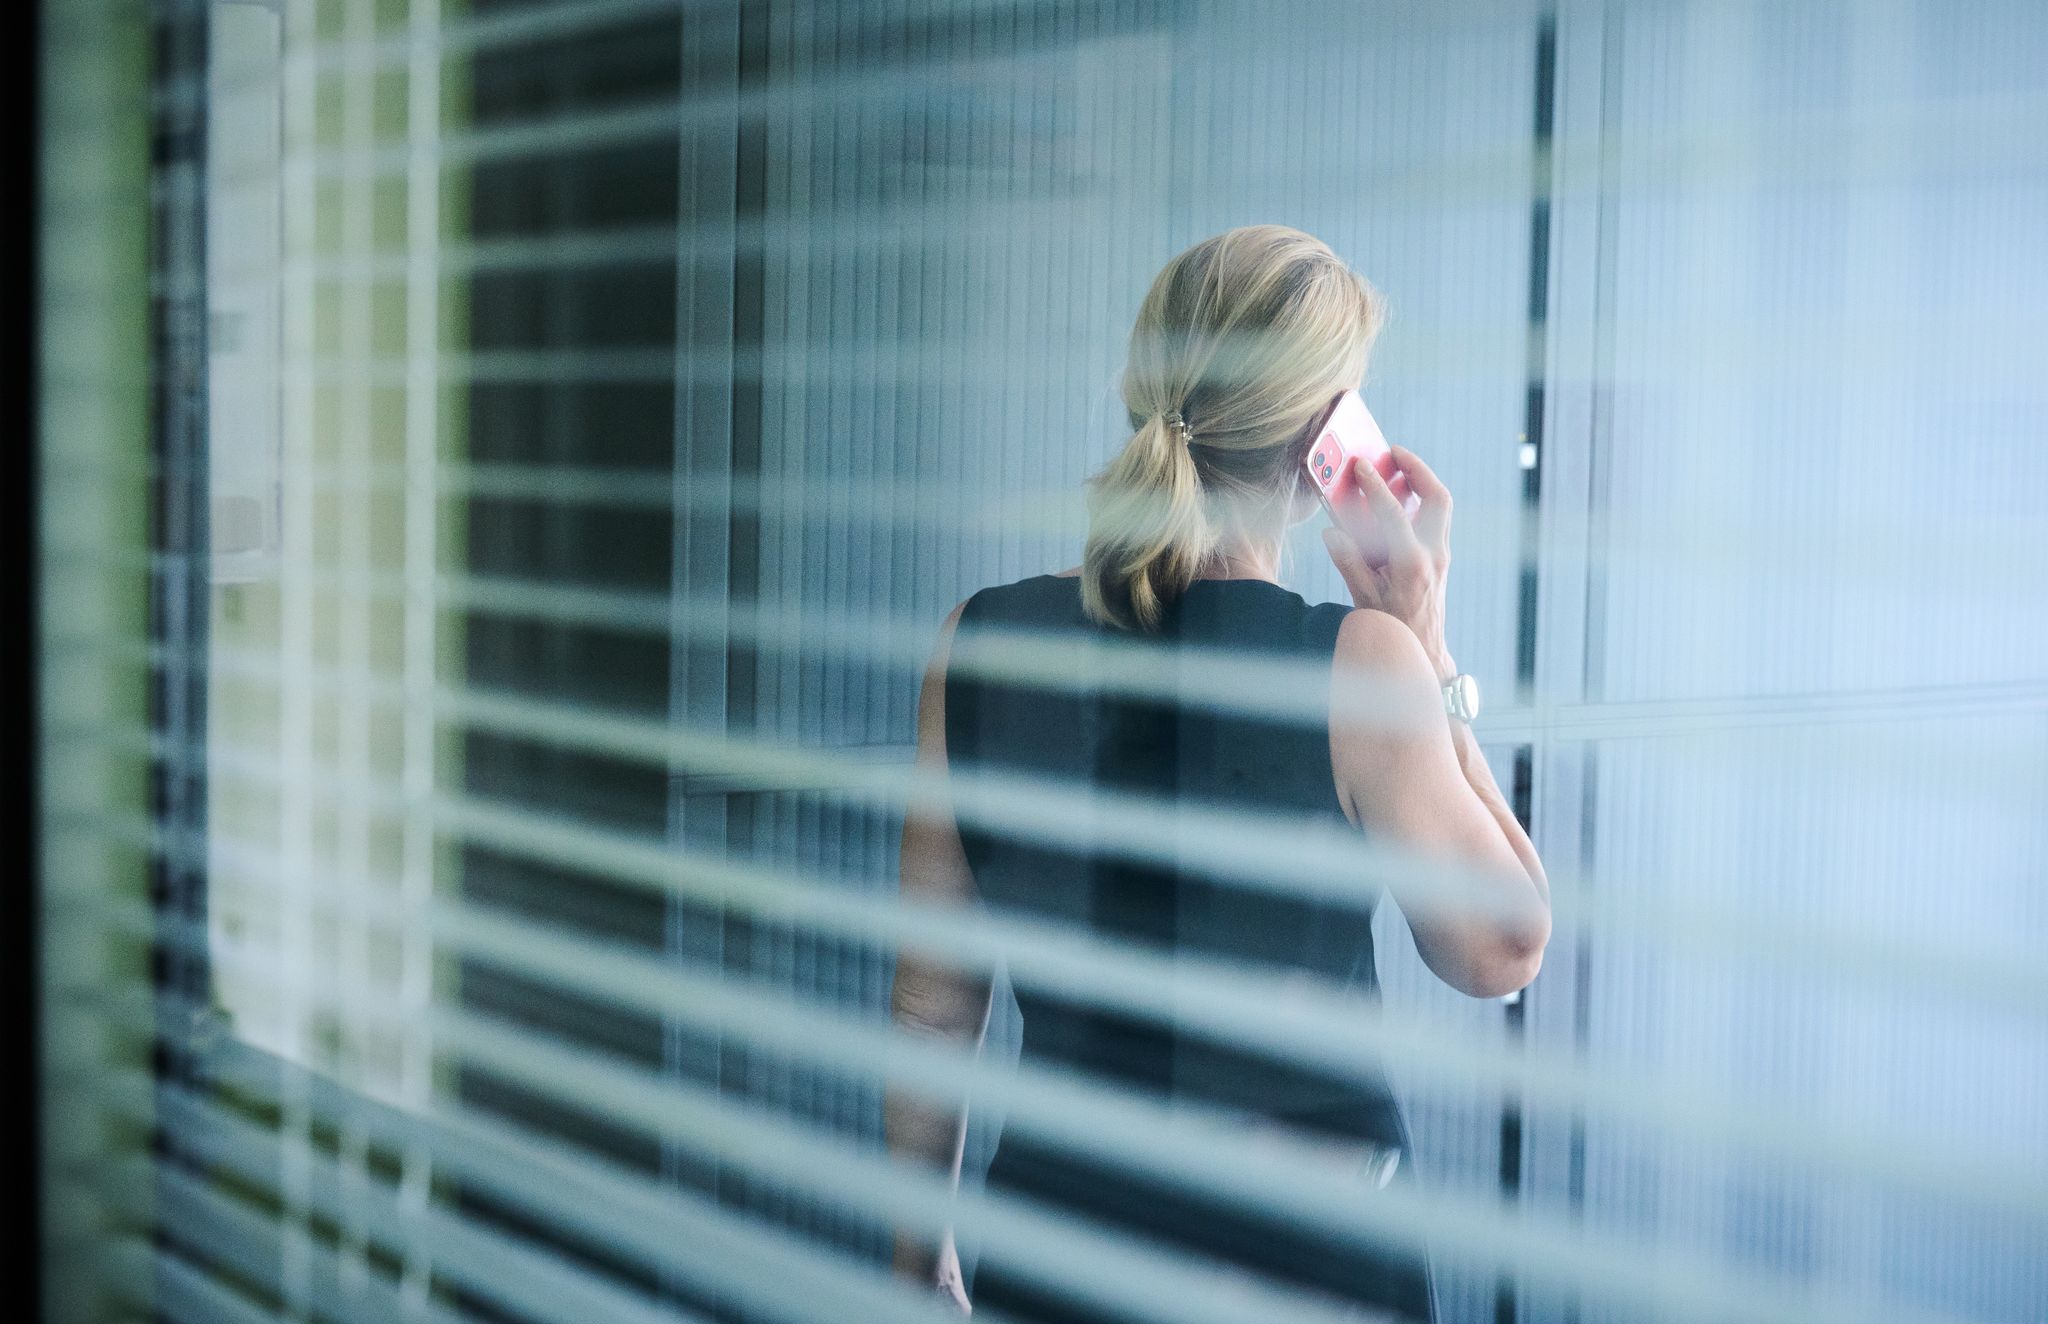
35,1,2048,1324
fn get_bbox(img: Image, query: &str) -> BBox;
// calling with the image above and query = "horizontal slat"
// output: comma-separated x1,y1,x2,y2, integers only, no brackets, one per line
91,1061,898,1324
52,679,2048,1016
121,1034,1368,1324
62,840,2048,1234
53,993,1876,1324
214,25,1166,192
268,346,1137,390
127,1069,961,1324
279,189,1123,283
148,1159,451,1324
38,627,2048,818
109,716,1561,932
299,0,690,73
44,782,2048,1188
179,0,1129,101
192,48,2048,205
37,445,2048,587
83,957,2002,1324
88,623,2048,934
147,1093,725,1324
150,1249,284,1324
295,348,681,386
175,719,2048,1017
38,534,2048,752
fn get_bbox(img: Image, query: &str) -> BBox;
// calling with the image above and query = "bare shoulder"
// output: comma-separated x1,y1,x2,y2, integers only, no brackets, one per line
928,598,970,674
915,599,973,745
1327,608,1446,824
1332,607,1437,687
1051,565,1082,578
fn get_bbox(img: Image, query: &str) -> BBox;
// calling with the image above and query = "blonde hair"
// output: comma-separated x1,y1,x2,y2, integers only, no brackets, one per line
1080,225,1384,631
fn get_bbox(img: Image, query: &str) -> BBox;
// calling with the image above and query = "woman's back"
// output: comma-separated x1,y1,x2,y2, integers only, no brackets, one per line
944,572,1433,1321
889,228,1543,1322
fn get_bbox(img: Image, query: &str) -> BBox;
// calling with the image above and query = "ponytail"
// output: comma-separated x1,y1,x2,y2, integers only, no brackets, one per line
1084,225,1383,631
1079,412,1217,631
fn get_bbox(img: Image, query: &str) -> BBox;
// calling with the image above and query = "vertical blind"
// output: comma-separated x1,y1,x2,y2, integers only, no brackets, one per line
36,1,2048,1323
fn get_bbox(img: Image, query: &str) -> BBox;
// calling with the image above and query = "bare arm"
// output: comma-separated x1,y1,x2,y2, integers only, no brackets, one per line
1321,443,1552,998
1330,610,1550,997
885,601,992,1294
1445,693,1549,913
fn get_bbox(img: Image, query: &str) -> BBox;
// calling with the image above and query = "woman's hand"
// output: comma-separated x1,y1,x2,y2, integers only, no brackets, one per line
933,1233,972,1314
892,1230,972,1315
1320,444,1456,680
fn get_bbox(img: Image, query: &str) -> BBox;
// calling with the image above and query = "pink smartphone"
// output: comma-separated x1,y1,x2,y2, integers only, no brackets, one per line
1304,388,1419,524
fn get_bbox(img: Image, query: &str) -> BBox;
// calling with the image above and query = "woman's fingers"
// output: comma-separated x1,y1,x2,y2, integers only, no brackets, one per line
1351,455,1427,570
1320,525,1377,603
1322,526,1389,612
1388,444,1451,556
1386,443,1444,499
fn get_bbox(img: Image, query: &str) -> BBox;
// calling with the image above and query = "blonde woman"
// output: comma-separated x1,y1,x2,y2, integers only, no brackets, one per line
889,225,1552,1322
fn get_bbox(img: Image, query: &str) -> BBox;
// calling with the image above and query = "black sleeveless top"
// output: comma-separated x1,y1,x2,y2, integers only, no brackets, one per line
943,572,1408,1150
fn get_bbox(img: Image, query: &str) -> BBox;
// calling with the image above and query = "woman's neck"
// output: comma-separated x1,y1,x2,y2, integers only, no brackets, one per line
1049,535,1286,586
1199,538,1283,584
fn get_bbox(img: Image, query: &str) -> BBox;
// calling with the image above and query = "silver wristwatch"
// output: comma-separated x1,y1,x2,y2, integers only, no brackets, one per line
1442,672,1481,724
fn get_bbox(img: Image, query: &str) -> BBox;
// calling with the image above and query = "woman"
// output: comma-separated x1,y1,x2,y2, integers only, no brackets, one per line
887,225,1552,1322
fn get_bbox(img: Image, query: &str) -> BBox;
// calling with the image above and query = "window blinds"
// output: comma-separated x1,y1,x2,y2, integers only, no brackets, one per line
37,2,2048,1324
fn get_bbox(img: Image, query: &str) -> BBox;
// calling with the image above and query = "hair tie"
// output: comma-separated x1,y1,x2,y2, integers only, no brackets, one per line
1161,410,1194,446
